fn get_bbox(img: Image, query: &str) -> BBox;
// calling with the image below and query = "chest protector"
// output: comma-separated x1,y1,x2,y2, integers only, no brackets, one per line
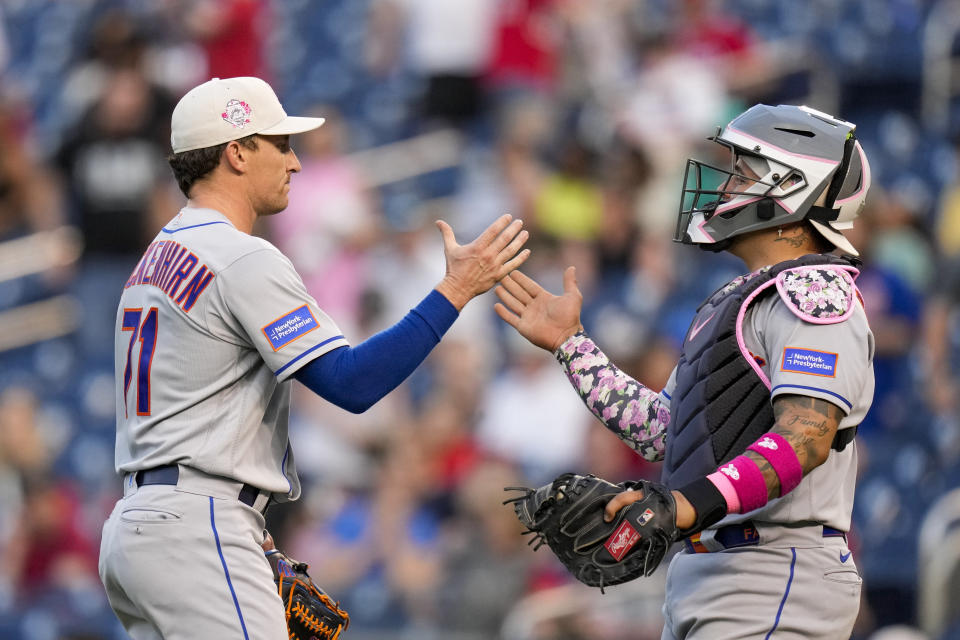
662,254,859,489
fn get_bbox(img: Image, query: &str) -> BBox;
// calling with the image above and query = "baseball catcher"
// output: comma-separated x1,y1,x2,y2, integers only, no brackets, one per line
263,533,350,640
495,104,872,639
505,473,682,591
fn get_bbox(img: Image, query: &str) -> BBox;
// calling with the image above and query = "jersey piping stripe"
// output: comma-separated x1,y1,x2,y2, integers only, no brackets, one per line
162,221,231,233
661,389,672,401
764,547,796,640
771,383,852,409
209,497,250,640
274,335,345,376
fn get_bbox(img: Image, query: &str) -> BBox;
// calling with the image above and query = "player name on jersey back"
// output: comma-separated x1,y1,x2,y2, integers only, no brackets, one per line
124,239,215,313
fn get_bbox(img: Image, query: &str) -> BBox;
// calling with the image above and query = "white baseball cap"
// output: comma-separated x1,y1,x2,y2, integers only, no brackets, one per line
170,76,325,153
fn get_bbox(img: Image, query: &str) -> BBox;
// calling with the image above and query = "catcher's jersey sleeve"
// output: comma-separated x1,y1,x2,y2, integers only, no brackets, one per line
731,292,874,530
746,293,875,429
212,248,348,382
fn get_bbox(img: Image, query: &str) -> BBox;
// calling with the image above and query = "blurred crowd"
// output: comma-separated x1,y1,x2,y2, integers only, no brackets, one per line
0,0,959,639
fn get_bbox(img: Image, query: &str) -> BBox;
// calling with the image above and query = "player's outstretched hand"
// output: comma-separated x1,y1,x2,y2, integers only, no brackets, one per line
494,266,583,352
434,214,530,310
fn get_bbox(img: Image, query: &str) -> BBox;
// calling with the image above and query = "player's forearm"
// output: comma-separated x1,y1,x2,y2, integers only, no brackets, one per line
748,395,842,498
554,332,668,462
675,394,844,534
294,290,457,412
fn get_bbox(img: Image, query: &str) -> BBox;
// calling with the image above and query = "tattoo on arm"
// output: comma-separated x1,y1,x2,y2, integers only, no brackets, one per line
746,395,844,499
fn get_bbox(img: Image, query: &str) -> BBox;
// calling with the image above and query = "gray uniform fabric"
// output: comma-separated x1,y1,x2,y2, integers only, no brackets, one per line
100,207,348,639
659,281,874,640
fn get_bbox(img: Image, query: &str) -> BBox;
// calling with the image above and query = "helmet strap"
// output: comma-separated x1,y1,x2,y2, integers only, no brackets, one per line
822,135,857,209
807,205,841,222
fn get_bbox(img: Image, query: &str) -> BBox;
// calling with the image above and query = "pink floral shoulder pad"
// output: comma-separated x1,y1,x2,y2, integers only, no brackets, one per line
774,265,859,324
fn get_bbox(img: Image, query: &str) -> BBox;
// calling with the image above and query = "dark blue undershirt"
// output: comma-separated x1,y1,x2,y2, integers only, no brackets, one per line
293,289,458,413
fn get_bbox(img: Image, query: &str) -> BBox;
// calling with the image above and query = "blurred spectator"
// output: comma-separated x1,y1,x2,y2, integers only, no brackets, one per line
366,0,498,129
453,94,553,239
841,200,923,436
438,458,532,637
58,10,153,135
7,474,99,602
617,29,730,234
669,0,774,99
476,338,591,484
55,67,175,259
0,386,51,585
288,434,446,630
0,99,62,242
867,185,935,294
533,137,603,242
54,66,177,360
485,0,561,97
0,388,97,608
181,0,268,80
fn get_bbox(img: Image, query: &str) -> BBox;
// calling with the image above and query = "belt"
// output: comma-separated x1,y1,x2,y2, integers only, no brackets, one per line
684,521,846,553
134,464,269,512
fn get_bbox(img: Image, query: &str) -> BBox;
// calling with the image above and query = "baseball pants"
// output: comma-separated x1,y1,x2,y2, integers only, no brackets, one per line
98,466,287,639
661,523,861,639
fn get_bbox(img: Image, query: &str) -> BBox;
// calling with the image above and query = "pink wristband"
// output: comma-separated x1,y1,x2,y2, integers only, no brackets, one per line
747,433,803,496
715,455,768,513
706,471,741,514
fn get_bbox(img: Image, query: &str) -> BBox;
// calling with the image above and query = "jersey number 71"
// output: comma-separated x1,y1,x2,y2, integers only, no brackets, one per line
122,307,158,418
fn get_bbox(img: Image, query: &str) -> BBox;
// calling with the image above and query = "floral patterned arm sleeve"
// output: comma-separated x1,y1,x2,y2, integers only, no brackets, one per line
555,332,668,462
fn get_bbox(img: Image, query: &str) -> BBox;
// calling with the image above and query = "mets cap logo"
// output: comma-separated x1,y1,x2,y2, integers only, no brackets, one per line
222,98,252,128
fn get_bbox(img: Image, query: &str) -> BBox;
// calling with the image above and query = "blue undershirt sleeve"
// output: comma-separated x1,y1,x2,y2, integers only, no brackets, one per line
293,289,458,413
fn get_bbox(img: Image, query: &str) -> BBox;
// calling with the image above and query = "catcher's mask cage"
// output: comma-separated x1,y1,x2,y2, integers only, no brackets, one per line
674,104,871,255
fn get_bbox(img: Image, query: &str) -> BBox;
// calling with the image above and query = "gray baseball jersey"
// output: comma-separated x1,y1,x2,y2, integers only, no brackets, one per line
113,206,348,499
661,290,875,530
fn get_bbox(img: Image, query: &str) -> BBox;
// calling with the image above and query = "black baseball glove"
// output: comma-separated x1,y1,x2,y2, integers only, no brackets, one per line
504,472,678,591
265,548,350,640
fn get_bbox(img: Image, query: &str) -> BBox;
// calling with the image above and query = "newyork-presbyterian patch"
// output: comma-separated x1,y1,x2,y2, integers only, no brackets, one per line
781,347,838,377
262,305,318,351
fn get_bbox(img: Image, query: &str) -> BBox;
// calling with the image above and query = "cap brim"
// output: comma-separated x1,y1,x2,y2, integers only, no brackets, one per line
809,219,859,257
258,115,326,136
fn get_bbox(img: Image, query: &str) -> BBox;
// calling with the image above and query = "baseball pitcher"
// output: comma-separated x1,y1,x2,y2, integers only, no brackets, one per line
97,76,529,639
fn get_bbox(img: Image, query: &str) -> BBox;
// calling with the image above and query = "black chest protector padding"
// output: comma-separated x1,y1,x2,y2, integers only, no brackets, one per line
661,254,855,490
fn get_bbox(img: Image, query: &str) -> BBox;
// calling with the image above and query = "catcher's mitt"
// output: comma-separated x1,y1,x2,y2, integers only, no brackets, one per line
265,548,350,640
504,473,678,591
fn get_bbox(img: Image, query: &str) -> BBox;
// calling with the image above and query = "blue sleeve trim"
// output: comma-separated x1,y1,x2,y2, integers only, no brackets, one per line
275,335,346,376
293,290,455,413
162,221,231,234
209,498,250,640
771,384,853,410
